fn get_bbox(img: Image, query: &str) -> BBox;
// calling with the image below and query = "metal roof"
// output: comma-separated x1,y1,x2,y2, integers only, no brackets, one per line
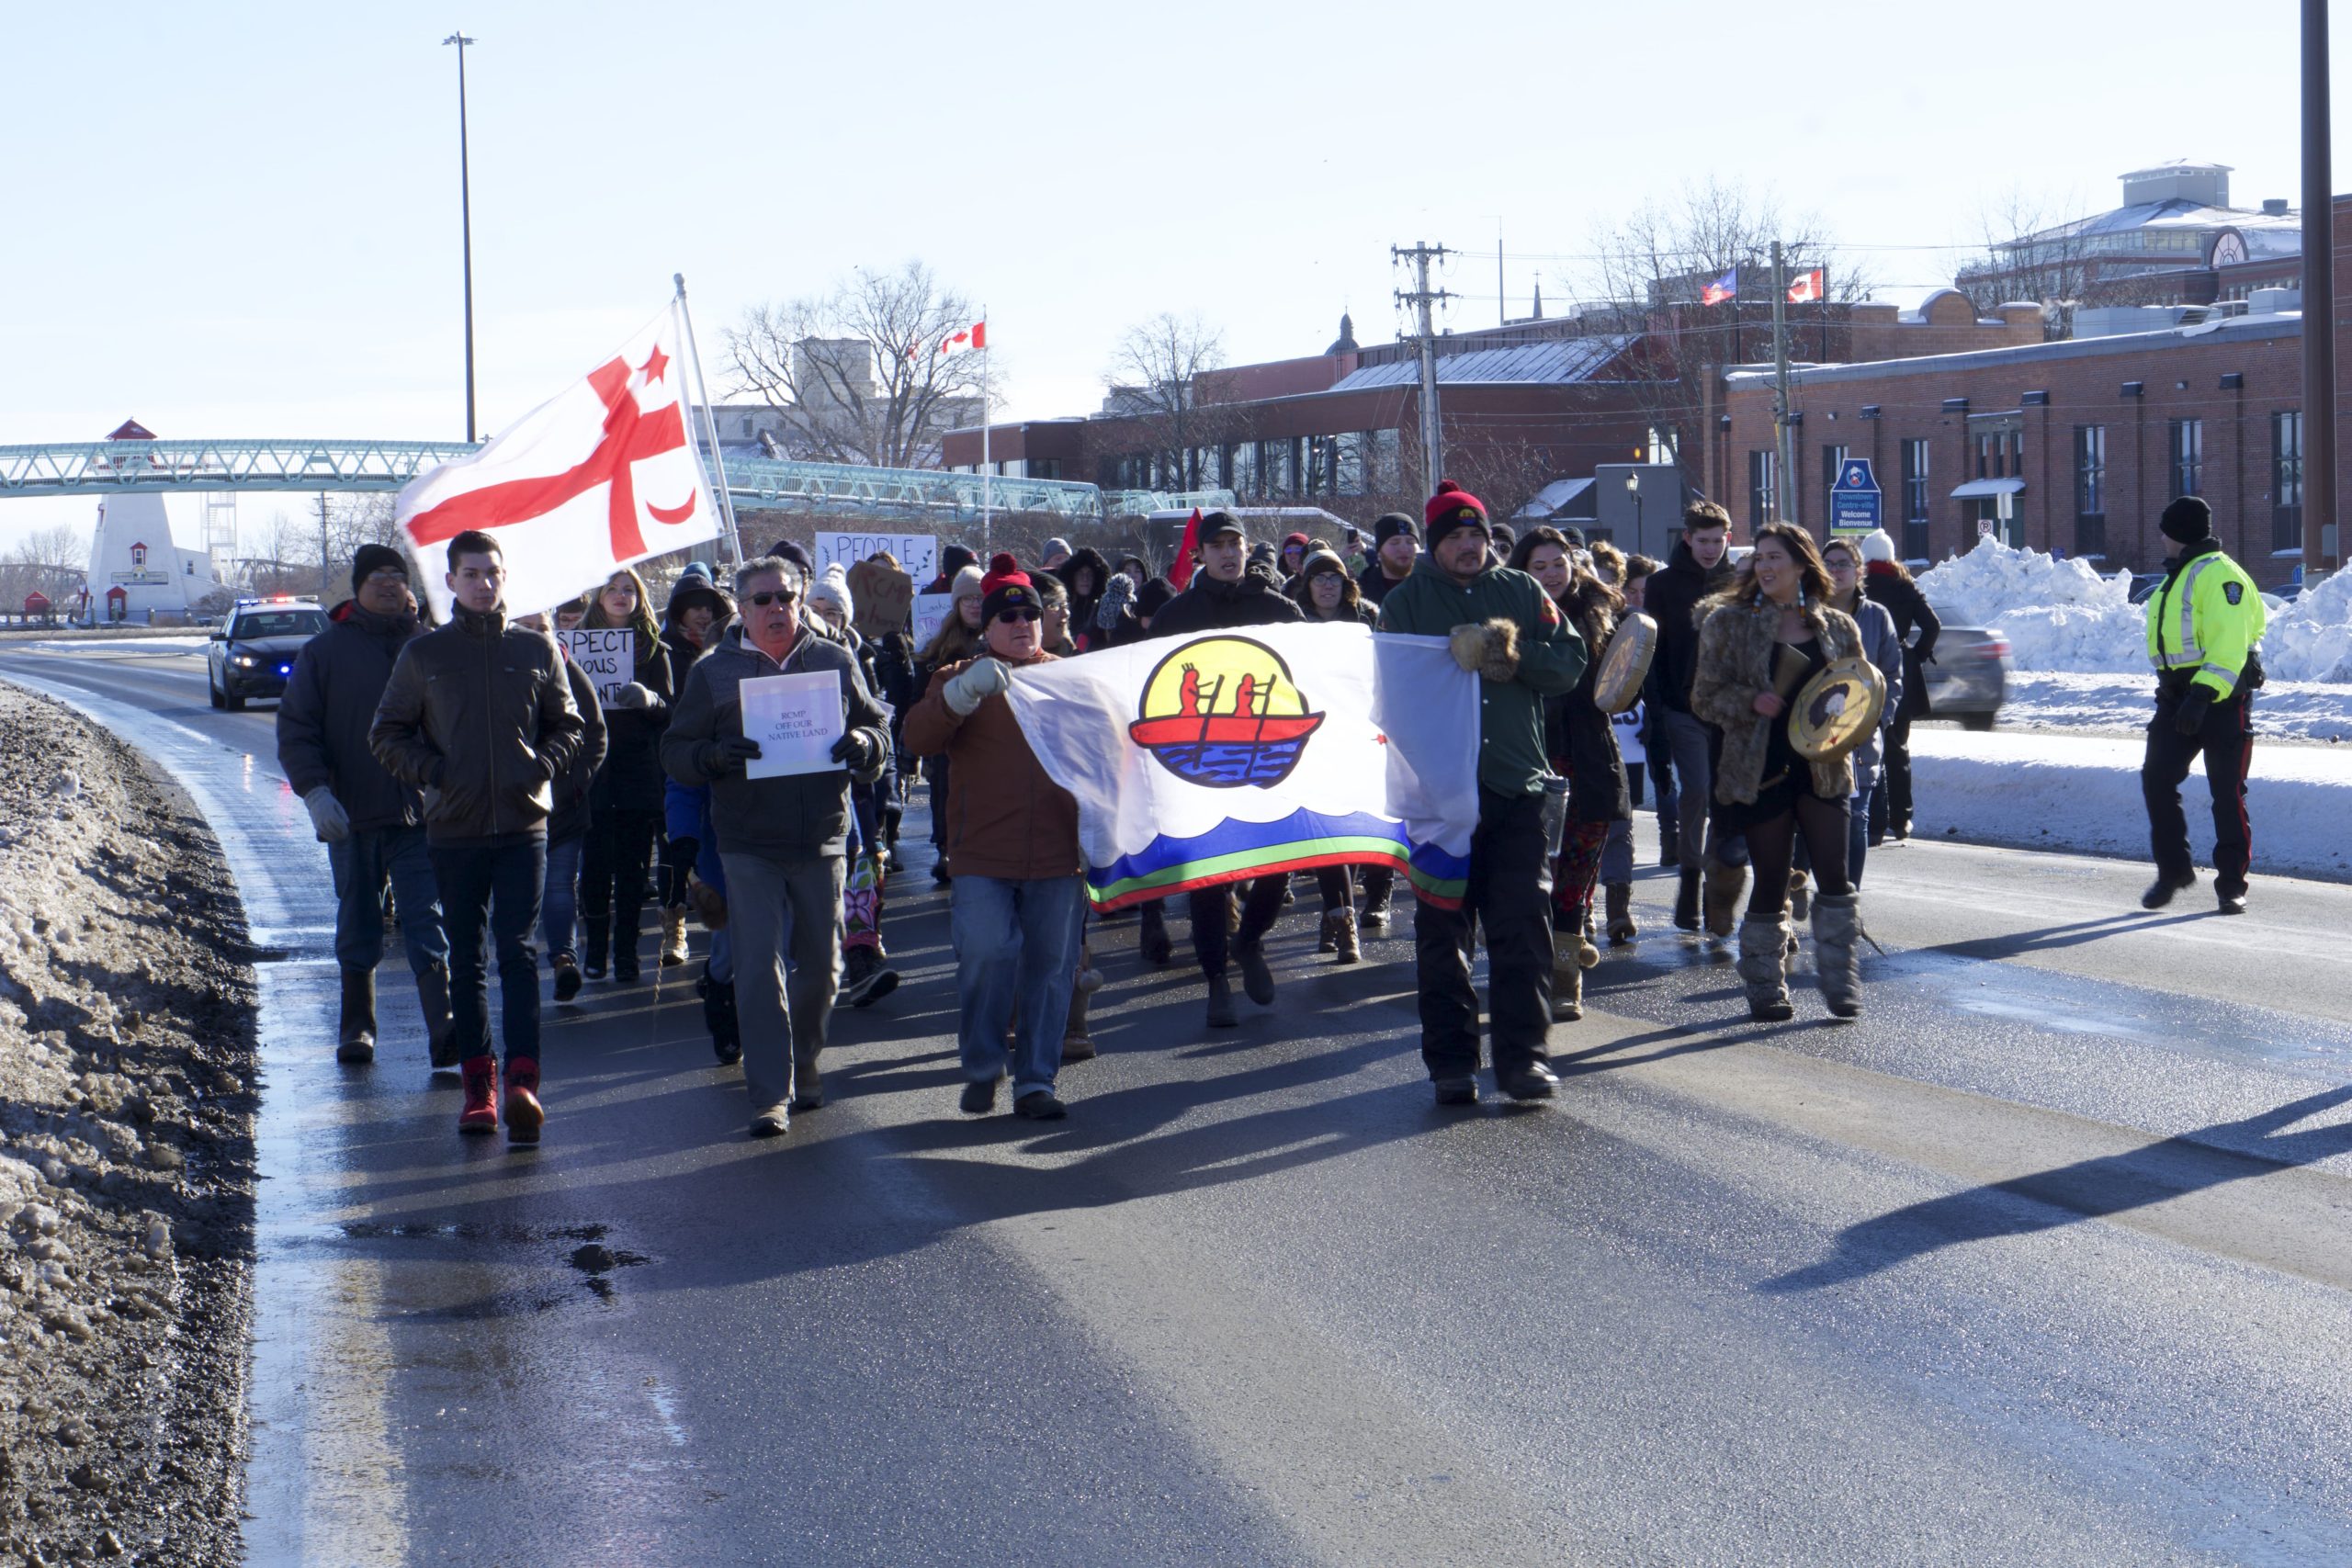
1329,335,1634,391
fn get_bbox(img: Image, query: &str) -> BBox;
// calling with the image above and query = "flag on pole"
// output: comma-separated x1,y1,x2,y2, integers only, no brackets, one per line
396,304,722,621
1787,268,1825,304
936,320,987,355
1000,624,1481,909
1701,267,1738,307
1168,506,1203,590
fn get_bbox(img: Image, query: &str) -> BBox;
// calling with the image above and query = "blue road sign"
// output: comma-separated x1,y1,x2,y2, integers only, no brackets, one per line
1830,457,1881,534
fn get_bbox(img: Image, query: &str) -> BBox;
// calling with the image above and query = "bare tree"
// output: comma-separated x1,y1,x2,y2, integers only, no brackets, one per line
726,262,998,469
0,523,89,613
1951,184,2098,340
1102,312,1231,492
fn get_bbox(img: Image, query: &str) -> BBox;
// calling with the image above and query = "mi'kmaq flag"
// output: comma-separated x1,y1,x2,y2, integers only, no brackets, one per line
397,304,722,621
1001,624,1483,910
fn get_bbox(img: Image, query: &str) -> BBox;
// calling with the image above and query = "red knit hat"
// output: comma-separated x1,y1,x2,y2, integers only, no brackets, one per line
978,551,1041,622
1423,479,1489,541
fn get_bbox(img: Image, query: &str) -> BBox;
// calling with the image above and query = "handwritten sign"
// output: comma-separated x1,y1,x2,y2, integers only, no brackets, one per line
912,592,956,649
814,531,937,584
561,628,633,707
738,671,844,779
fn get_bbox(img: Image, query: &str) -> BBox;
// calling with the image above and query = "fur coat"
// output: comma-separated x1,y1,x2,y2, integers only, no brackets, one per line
1689,593,1863,806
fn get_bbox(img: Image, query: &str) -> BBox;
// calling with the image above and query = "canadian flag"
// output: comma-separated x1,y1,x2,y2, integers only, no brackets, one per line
1787,268,1825,304
397,304,722,621
936,320,987,355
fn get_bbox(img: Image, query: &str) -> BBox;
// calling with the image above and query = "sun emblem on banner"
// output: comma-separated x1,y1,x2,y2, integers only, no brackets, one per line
1127,637,1327,789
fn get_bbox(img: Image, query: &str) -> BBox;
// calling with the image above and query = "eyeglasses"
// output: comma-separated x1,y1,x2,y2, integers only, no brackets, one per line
994,607,1042,624
747,590,796,607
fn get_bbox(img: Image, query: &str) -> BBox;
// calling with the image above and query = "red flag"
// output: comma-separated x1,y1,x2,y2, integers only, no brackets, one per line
936,320,988,356
1787,268,1824,304
1169,507,1202,590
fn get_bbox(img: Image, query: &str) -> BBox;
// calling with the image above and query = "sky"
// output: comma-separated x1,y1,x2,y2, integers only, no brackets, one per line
3,0,2345,556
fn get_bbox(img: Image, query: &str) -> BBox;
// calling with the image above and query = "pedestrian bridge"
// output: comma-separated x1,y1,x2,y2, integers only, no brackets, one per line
0,436,1230,525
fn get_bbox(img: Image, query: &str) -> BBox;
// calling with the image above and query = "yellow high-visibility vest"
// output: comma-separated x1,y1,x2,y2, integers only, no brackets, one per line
2143,541,2266,701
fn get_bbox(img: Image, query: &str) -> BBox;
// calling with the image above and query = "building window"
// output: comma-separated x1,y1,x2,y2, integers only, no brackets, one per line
1821,444,1849,513
1901,438,1930,559
2074,425,2107,557
2168,418,2204,499
1368,429,1401,494
1748,449,1777,526
2273,410,2304,554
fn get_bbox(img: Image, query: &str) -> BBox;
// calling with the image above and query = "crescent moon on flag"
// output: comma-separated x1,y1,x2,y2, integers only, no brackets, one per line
649,493,697,525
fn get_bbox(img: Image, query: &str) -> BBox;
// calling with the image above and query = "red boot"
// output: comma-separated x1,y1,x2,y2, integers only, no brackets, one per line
458,1055,500,1134
503,1057,544,1145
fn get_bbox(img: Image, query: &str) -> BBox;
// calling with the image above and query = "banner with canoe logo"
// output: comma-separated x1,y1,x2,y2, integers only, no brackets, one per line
1001,624,1480,910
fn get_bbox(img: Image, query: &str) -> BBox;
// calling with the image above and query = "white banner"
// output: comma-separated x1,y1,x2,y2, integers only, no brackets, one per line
740,671,844,779
561,628,633,707
911,592,955,649
814,531,936,584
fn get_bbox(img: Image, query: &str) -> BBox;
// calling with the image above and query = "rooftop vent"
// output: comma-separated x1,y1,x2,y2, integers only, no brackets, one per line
2262,197,2290,217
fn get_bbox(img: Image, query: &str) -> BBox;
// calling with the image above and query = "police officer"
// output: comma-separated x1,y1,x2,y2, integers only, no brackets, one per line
2140,497,2267,915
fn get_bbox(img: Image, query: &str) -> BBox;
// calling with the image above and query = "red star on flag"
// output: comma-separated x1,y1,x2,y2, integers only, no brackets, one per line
639,344,670,384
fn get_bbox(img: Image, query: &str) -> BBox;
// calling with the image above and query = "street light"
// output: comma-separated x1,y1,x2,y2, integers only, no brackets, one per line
1625,468,1644,548
444,31,479,445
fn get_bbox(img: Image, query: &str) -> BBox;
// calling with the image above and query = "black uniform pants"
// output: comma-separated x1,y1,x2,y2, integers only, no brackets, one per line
1189,874,1286,976
2143,689,2253,898
1413,789,1553,1080
581,807,662,964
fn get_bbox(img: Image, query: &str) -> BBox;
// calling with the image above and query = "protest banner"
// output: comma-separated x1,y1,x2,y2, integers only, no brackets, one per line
561,628,634,707
911,592,955,649
739,671,845,779
813,531,937,584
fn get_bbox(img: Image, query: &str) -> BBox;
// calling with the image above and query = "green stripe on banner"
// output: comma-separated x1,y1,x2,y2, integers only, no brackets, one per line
1090,837,1408,908
1405,863,1469,905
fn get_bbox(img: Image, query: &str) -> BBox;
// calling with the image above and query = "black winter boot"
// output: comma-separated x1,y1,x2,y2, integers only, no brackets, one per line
1138,900,1172,965
417,961,458,1072
337,967,377,1064
1672,868,1702,931
699,967,742,1066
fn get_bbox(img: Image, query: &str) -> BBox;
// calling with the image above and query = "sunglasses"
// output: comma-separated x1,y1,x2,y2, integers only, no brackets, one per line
747,590,797,607
994,607,1042,625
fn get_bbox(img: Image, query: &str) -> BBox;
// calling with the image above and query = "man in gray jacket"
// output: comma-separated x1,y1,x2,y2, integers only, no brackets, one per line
662,555,892,1138
370,529,585,1145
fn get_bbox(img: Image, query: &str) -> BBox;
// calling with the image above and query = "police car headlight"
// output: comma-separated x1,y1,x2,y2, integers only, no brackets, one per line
232,652,259,667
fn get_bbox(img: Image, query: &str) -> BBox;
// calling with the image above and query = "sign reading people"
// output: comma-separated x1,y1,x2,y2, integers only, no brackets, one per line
1000,623,1482,910
560,628,633,707
812,532,936,585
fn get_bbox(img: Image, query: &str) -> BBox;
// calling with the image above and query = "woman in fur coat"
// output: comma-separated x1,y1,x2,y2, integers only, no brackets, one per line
1688,523,1866,1022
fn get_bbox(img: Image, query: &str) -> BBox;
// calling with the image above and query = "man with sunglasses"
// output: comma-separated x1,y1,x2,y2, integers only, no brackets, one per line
662,556,894,1138
904,552,1084,1120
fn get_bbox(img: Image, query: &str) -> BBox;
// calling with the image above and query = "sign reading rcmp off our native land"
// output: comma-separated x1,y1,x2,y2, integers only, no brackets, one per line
1001,624,1482,910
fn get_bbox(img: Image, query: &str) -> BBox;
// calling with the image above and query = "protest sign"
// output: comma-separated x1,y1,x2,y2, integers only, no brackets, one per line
813,531,937,583
560,628,633,707
912,592,955,648
739,671,844,779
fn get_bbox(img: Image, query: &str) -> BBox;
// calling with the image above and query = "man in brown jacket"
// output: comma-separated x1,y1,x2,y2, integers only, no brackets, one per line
903,555,1084,1121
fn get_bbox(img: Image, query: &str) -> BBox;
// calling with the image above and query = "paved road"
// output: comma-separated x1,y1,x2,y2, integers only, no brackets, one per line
8,638,2352,1567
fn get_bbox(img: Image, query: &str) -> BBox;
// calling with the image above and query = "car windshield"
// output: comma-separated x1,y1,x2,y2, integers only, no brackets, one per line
234,610,327,638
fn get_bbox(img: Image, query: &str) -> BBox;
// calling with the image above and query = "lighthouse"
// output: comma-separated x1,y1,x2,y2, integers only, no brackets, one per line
85,419,220,624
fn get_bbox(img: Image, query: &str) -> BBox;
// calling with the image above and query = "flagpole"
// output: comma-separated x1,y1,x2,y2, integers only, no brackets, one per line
980,305,991,557
674,271,745,571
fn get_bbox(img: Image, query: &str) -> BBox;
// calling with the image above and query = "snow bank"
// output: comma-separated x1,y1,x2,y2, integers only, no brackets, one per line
1917,538,2352,682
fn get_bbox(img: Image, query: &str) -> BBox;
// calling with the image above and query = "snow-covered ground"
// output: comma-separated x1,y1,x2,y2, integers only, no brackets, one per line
1984,671,2352,746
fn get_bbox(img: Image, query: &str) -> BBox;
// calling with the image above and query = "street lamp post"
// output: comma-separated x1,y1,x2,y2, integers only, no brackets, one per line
1625,468,1643,554
444,31,479,445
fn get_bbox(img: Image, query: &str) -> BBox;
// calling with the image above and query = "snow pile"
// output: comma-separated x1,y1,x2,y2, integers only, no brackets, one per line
2265,568,2352,683
1914,539,2143,672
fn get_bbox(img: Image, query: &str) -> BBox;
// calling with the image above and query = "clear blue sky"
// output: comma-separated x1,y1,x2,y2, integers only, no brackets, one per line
2,0,2342,552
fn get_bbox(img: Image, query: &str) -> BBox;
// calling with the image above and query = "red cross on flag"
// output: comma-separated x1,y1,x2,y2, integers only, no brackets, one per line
397,303,722,620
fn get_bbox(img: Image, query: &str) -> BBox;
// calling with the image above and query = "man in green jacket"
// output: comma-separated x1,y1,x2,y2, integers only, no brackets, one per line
1379,481,1588,1104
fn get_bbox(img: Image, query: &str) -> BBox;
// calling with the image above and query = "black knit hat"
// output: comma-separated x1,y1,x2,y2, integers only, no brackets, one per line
351,543,407,597
1135,578,1175,618
940,544,978,579
2160,496,2213,545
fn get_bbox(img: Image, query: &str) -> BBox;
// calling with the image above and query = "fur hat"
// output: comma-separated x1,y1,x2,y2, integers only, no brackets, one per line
1423,479,1489,542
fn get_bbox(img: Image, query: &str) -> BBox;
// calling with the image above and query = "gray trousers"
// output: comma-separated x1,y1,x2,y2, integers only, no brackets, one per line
719,852,846,1111
1661,709,1747,871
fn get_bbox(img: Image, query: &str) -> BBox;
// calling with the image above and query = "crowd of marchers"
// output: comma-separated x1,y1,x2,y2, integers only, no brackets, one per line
274,479,2268,1143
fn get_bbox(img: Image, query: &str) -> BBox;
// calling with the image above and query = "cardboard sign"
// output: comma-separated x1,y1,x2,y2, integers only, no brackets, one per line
846,558,914,639
912,592,956,649
561,628,634,707
739,671,844,779
813,531,937,584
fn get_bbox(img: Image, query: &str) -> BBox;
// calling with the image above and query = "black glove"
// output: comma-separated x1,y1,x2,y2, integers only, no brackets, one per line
830,730,876,770
2175,691,2211,737
704,736,763,773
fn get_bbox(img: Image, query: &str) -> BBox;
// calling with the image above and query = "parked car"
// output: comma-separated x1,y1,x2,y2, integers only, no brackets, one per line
207,597,327,711
2127,572,2166,604
1921,624,2009,731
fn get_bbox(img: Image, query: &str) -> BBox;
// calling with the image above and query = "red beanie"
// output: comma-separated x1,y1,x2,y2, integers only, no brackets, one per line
1423,479,1489,538
978,551,1041,623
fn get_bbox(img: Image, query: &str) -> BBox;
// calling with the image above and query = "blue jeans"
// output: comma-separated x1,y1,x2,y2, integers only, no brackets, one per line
541,833,583,965
1848,757,1879,887
949,874,1086,1100
431,840,547,1066
328,825,448,976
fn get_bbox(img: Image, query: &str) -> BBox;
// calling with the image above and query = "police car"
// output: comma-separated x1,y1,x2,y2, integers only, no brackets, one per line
207,596,328,710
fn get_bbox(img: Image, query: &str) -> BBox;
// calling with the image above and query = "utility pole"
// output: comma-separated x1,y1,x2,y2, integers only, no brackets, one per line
1770,240,1796,526
444,31,480,445
317,492,332,601
1394,242,1453,495
1497,218,1506,328
2301,0,2337,571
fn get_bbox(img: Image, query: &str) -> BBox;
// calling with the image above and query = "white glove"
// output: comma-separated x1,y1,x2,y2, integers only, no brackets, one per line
612,682,656,710
944,657,1012,716
302,785,350,843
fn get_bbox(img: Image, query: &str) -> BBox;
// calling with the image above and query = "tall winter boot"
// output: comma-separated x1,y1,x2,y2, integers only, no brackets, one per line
1329,907,1361,964
661,906,689,967
417,961,458,1072
1062,983,1097,1062
1736,915,1795,1022
1673,868,1702,931
1204,969,1238,1029
1812,891,1863,1020
1604,882,1635,945
1702,859,1748,940
503,1057,544,1145
1552,930,1585,1021
458,1055,500,1134
1658,818,1681,868
698,966,741,1066
1138,900,1172,965
337,967,377,1065
1577,905,1601,968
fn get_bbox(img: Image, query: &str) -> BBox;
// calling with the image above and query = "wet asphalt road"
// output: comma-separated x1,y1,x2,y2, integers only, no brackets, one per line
7,637,2352,1567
